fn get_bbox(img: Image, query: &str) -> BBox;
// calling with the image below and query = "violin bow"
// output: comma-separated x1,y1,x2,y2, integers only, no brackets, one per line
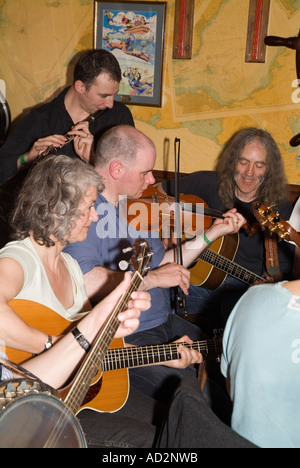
174,137,188,316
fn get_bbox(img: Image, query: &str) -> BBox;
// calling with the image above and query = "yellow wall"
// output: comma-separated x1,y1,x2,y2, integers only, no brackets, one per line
1,0,300,183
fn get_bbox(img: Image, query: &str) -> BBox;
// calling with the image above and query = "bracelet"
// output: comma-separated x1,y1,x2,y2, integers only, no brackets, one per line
71,327,91,353
203,233,212,246
19,153,27,167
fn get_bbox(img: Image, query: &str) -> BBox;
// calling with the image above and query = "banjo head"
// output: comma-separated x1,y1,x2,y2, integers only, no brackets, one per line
0,380,86,448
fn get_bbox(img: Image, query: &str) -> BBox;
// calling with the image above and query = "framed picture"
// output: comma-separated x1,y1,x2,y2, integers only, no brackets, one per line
94,1,166,107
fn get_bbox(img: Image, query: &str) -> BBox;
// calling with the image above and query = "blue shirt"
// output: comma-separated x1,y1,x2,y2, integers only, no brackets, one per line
64,193,171,333
221,282,300,448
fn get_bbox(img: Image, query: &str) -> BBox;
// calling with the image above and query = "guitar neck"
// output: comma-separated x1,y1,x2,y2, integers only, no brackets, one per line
287,225,300,248
200,248,265,285
64,270,144,414
101,338,222,371
252,200,300,248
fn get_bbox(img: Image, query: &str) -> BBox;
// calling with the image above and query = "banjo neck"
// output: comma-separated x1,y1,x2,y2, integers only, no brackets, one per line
63,240,152,415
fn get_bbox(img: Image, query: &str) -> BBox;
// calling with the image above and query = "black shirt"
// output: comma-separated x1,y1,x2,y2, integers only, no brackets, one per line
163,171,294,278
0,87,134,184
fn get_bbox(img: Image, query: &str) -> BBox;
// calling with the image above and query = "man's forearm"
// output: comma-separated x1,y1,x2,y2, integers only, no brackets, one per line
84,266,125,302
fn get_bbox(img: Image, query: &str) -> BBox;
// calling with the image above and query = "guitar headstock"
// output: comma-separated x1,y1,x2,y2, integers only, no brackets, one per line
252,201,300,247
131,239,153,278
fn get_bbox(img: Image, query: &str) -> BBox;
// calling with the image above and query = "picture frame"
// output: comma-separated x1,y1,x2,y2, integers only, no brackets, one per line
94,1,166,107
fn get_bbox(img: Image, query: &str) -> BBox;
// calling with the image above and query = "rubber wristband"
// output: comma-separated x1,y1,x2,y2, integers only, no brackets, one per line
71,327,91,353
203,233,212,246
19,154,27,166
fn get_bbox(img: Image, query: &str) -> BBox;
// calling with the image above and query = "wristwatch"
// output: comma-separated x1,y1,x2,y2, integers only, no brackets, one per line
71,327,91,353
44,335,53,351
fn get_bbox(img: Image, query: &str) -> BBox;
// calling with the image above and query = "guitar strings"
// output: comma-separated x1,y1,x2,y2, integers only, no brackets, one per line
200,249,265,283
64,271,143,412
43,276,143,447
42,273,144,447
45,249,149,446
44,336,217,446
44,243,152,447
102,340,222,370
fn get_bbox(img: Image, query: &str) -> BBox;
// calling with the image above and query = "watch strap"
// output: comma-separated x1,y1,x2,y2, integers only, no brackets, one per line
71,327,91,353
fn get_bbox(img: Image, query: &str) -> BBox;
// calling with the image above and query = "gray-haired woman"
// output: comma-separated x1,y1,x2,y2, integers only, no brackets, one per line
0,154,149,383
0,154,157,448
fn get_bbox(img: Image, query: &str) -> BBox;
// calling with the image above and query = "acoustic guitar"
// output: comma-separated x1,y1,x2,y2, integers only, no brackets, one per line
189,233,266,289
3,300,222,415
252,201,300,248
0,239,152,447
0,240,222,447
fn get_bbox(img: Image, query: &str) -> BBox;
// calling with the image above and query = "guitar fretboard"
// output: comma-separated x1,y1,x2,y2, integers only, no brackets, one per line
101,338,222,371
200,248,265,285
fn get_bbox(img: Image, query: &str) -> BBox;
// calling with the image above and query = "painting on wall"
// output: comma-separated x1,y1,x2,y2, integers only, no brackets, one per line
94,1,166,106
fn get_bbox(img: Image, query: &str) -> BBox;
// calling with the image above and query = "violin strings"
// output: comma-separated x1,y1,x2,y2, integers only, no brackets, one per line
180,202,224,219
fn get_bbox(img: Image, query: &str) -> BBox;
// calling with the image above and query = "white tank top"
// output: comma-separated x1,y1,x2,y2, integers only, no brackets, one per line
0,238,89,321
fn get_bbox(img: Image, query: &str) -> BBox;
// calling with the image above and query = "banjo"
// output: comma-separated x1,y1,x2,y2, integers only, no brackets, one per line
0,377,86,448
0,239,153,448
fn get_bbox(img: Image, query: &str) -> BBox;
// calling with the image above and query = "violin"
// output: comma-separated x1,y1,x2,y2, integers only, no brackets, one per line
122,185,256,238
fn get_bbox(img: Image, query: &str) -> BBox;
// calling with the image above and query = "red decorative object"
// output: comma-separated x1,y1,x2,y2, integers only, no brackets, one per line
173,0,195,60
245,0,270,63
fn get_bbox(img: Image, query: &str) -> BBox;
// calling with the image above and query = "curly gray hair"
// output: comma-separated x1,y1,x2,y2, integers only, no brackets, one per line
11,155,104,247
